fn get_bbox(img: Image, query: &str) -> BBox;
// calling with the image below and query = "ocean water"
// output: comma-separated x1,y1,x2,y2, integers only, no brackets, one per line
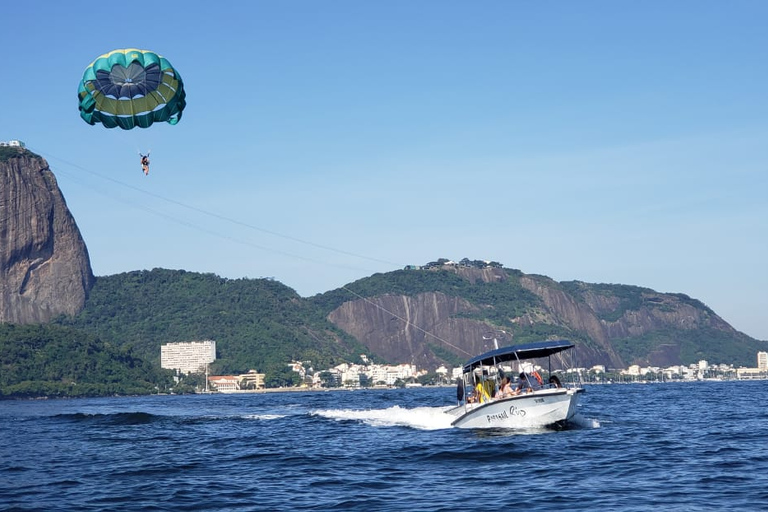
1,380,767,511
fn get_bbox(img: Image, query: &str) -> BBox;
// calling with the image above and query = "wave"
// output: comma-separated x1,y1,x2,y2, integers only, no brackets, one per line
50,411,291,428
53,412,159,425
240,414,286,421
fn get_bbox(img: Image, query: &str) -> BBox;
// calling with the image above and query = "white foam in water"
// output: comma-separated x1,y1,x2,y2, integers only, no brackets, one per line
571,413,600,429
242,414,286,421
314,405,455,431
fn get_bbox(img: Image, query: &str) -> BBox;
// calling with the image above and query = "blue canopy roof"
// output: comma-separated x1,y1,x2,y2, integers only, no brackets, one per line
462,339,574,372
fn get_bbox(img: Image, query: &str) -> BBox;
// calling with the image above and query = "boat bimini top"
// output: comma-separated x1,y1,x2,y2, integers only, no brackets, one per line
461,339,575,373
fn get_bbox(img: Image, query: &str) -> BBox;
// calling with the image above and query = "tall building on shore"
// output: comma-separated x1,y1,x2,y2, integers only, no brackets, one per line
161,340,216,374
758,351,768,371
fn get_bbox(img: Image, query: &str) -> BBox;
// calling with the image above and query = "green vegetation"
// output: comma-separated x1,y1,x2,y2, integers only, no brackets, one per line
428,343,465,368
0,146,39,162
0,323,173,398
0,146,23,162
58,269,365,375
561,281,653,322
613,327,763,368
669,293,714,313
512,322,584,346
612,333,672,365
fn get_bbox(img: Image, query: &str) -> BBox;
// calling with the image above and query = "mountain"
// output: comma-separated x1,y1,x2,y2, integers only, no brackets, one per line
316,261,765,369
58,263,765,375
0,147,94,323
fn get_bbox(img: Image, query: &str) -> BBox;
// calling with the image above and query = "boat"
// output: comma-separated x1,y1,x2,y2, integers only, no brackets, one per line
445,339,584,429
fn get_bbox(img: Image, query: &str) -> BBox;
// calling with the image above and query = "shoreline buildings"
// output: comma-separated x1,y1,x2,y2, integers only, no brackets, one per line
159,340,767,392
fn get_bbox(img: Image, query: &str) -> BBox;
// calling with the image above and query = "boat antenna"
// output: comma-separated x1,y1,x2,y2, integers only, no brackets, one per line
482,334,497,350
483,329,507,351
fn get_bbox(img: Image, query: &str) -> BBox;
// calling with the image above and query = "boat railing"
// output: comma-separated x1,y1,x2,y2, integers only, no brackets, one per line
455,378,574,410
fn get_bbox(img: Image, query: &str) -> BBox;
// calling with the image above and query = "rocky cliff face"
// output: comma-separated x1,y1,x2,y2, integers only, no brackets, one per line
0,150,94,323
516,276,625,368
327,292,494,367
326,264,754,368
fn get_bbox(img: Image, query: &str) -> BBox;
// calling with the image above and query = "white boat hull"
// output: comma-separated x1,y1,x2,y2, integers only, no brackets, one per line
446,388,583,429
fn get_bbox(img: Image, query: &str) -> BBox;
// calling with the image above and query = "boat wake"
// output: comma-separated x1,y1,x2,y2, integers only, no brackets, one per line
571,413,600,429
313,405,455,431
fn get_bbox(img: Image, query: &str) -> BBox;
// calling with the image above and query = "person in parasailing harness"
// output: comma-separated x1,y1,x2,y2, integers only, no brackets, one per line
139,152,150,175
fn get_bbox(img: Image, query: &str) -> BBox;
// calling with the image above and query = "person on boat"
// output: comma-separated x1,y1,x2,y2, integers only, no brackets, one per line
456,378,465,405
528,371,544,391
474,380,488,403
513,372,538,395
474,375,493,403
484,377,496,400
497,376,514,398
549,375,563,388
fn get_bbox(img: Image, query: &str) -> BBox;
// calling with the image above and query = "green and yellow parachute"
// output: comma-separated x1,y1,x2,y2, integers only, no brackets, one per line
77,48,186,129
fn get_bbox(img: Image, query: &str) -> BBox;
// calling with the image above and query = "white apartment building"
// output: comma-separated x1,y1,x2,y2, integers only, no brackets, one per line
367,363,418,386
736,367,763,380
758,352,768,371
161,340,216,374
341,367,361,387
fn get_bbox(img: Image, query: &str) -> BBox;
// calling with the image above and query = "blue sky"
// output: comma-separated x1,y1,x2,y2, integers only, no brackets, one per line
2,1,767,341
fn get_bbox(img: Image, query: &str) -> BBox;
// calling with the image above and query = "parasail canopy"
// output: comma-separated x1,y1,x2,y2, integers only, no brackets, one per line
77,48,186,130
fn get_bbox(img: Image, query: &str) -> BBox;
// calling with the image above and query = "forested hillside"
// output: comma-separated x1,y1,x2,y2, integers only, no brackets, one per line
58,269,366,376
0,146,39,161
0,323,171,398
